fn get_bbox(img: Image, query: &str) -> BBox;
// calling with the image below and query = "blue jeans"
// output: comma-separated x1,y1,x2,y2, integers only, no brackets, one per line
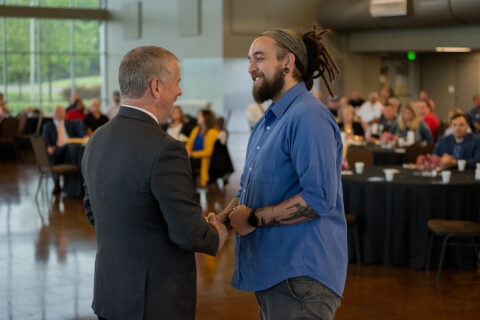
255,276,341,320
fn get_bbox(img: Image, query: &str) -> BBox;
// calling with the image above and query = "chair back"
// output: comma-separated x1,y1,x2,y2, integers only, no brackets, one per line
1,117,20,140
30,136,52,172
35,112,44,136
406,142,435,164
17,113,27,134
435,122,449,142
346,147,374,168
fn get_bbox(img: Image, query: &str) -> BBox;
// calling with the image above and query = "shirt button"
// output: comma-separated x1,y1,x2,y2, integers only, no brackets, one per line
249,167,252,171
256,146,260,150
243,189,246,193
267,126,270,130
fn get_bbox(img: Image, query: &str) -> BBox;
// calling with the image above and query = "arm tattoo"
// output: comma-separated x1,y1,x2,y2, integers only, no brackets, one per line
283,203,318,221
259,202,317,227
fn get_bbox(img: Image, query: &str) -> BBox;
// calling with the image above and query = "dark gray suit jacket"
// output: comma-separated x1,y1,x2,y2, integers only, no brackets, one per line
82,106,219,320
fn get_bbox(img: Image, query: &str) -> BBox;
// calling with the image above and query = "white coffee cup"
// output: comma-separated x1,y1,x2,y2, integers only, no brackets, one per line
398,137,405,147
384,169,395,182
476,162,480,170
407,130,415,146
442,170,451,184
355,162,365,174
457,159,466,172
475,169,480,180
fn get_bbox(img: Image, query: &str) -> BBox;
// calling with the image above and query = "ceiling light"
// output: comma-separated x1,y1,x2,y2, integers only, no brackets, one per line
435,47,472,52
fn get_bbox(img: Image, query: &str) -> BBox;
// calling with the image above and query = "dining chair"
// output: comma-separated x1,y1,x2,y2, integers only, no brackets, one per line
346,146,374,169
0,117,20,160
425,216,480,280
406,142,434,164
30,136,80,200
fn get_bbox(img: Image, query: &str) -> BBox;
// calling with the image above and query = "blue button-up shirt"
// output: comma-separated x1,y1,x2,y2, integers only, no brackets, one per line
433,133,480,169
232,82,347,297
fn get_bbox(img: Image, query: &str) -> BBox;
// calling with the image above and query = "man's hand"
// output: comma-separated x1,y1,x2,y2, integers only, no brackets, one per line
440,154,456,169
47,146,56,155
229,205,256,236
208,212,228,252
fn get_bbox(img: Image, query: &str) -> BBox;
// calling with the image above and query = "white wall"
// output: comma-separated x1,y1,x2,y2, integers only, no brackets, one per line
105,0,224,114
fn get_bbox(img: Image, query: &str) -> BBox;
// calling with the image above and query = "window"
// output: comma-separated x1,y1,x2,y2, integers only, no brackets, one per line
0,1,104,113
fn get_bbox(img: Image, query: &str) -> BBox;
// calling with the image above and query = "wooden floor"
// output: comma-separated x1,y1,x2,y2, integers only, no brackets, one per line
1,131,480,320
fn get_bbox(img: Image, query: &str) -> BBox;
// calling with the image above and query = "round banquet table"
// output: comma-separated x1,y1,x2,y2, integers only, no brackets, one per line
342,166,480,270
365,145,406,165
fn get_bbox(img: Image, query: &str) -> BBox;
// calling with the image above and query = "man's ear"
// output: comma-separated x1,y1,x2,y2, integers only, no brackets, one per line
150,77,162,98
285,52,296,70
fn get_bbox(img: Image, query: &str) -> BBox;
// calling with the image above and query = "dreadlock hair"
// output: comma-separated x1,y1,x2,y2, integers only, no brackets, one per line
302,27,339,95
275,27,339,96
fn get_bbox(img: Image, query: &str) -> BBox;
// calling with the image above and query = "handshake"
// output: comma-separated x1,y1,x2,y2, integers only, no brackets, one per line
206,200,258,253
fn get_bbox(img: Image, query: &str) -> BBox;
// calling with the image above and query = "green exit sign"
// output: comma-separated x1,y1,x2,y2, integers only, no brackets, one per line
407,51,416,61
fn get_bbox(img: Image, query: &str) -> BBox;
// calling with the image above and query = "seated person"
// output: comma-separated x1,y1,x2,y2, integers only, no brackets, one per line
42,105,86,165
106,91,122,120
83,98,108,135
338,105,364,139
415,99,439,138
443,108,472,137
349,90,364,108
166,106,189,142
326,96,341,120
66,99,86,120
419,90,435,111
433,113,480,169
390,104,433,143
66,92,80,113
185,109,218,187
356,91,383,124
378,98,398,133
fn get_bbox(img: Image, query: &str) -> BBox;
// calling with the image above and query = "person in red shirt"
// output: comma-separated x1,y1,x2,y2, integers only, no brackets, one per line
65,99,86,120
416,99,439,138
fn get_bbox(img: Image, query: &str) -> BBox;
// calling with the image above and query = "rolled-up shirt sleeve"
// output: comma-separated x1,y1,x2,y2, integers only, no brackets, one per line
291,111,340,216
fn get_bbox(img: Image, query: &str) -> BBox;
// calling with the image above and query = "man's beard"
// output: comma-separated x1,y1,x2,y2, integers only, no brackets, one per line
252,68,285,103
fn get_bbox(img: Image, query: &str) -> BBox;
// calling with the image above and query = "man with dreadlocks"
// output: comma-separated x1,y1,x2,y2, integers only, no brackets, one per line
216,27,347,319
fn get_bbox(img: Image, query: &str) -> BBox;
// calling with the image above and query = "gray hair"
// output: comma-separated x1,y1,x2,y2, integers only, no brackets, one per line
118,46,178,99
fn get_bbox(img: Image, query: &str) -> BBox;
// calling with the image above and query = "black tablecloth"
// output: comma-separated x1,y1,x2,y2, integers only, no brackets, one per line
365,145,406,165
342,166,480,269
63,144,85,198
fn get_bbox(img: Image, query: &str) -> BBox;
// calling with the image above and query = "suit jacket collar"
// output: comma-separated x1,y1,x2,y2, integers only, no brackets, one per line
118,106,158,125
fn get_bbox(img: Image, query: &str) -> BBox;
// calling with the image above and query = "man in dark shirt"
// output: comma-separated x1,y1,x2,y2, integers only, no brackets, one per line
84,98,108,135
434,114,480,169
349,90,365,108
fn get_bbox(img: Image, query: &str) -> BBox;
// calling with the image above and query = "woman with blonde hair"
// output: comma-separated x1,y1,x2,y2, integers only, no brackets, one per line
186,109,218,186
338,105,364,138
390,103,432,143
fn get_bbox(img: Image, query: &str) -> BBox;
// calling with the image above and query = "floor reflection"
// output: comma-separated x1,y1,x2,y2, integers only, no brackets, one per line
1,162,97,320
